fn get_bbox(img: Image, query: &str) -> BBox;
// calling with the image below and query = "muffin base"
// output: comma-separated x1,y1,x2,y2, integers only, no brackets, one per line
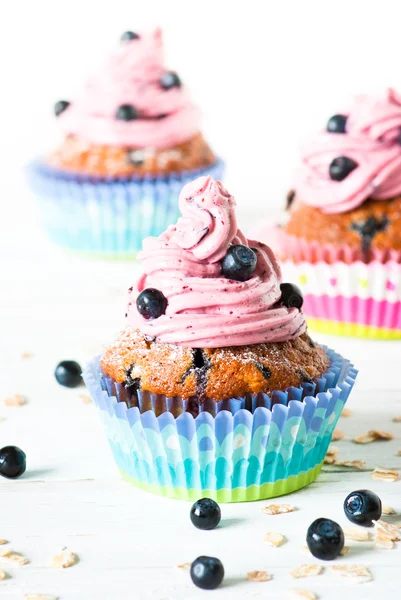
84,348,357,502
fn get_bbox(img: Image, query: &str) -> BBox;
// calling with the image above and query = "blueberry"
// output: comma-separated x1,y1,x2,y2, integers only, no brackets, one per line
120,31,140,42
116,104,139,121
160,71,182,90
327,114,347,133
136,288,167,320
190,498,221,530
54,100,70,117
190,556,224,590
55,360,83,388
221,245,257,282
306,518,344,560
280,283,304,309
344,489,382,526
350,215,389,253
329,156,358,181
0,446,26,479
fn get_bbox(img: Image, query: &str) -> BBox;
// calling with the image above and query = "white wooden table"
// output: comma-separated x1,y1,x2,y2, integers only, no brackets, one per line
1,207,401,600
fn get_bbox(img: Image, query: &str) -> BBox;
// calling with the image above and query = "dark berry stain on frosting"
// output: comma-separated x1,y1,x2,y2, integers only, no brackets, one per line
351,214,389,252
116,104,139,121
120,31,140,42
54,100,70,117
286,189,296,210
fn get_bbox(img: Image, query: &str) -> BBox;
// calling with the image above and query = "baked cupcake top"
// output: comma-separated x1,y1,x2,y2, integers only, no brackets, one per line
54,28,200,149
127,175,306,347
294,88,401,213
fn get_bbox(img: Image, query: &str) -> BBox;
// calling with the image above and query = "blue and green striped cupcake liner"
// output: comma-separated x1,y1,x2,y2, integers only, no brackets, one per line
83,348,357,502
27,159,224,258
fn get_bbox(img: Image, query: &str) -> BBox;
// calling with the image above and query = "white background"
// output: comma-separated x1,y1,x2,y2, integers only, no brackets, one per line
2,0,401,238
1,3,401,599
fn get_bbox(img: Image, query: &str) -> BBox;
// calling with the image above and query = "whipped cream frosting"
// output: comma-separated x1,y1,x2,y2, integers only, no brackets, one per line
127,176,306,347
294,88,401,213
58,29,201,149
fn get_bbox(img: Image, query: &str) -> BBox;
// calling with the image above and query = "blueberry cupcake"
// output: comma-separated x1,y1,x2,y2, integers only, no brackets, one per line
83,175,357,501
259,89,401,339
27,28,223,257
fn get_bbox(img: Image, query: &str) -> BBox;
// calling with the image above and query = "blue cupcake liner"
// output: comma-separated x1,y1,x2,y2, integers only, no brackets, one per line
83,347,357,502
26,159,224,257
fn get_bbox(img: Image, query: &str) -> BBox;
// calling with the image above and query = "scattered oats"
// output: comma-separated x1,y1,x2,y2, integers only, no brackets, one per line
78,393,92,405
330,564,372,582
264,532,286,547
24,595,59,600
352,430,393,444
0,570,7,580
397,450,401,456
50,549,78,569
0,549,29,565
0,540,8,545
326,445,339,456
344,527,372,542
176,562,191,570
21,352,34,359
373,520,401,541
323,455,336,465
371,467,399,482
247,570,272,582
300,546,310,555
331,429,344,441
290,564,323,579
289,589,317,600
340,546,350,556
382,505,396,515
334,459,366,470
375,538,394,549
3,394,25,407
341,408,352,417
261,504,296,515
392,416,401,422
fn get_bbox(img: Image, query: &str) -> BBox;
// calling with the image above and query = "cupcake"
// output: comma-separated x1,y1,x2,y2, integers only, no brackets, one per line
27,28,223,257
261,89,401,339
83,175,357,502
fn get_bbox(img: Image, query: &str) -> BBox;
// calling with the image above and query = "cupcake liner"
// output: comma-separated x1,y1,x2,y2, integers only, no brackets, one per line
26,159,224,258
83,348,357,502
254,220,401,339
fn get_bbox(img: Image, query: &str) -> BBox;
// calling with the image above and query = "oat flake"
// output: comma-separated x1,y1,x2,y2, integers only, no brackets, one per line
0,570,7,580
261,504,296,515
247,570,272,582
0,549,29,565
176,562,191,570
331,429,344,441
371,467,399,482
382,505,396,515
50,549,78,569
373,520,401,541
330,564,372,582
264,531,286,547
344,527,372,542
3,394,25,407
341,408,352,417
289,589,317,600
290,564,323,579
334,459,366,470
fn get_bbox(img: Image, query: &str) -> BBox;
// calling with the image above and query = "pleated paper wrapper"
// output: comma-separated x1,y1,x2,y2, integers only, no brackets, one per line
83,348,357,502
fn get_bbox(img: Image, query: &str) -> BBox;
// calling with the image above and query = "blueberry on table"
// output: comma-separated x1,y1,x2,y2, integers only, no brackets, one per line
0,446,26,479
327,114,347,133
120,31,140,42
54,100,70,117
136,288,167,320
190,556,224,590
280,283,304,309
55,360,83,388
221,245,257,282
190,498,221,530
160,71,182,90
344,489,382,526
306,518,344,560
116,104,139,121
329,156,358,181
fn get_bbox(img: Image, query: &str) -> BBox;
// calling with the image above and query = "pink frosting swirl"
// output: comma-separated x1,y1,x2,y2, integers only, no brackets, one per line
294,88,401,213
57,29,201,149
127,176,306,347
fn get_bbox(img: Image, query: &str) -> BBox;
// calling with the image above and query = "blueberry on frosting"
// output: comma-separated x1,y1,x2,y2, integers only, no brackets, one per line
136,288,167,320
116,104,139,121
54,100,70,117
160,71,182,90
280,283,303,309
329,156,358,181
120,31,140,42
327,114,347,133
221,245,257,282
